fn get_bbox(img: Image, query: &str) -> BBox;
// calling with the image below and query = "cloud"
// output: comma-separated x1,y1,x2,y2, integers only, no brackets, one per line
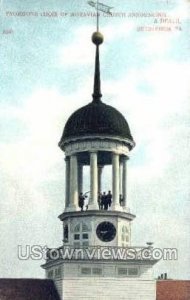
169,0,190,20
58,21,135,66
0,81,95,216
100,59,190,193
137,32,180,57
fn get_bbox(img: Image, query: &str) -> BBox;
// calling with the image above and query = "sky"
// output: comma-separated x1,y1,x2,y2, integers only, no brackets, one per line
0,0,190,279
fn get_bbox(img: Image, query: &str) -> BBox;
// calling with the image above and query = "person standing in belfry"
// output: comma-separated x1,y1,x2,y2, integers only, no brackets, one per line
78,193,85,211
107,191,112,208
98,192,102,210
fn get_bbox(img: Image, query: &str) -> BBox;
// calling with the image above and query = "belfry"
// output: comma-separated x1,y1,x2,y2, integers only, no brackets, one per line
42,27,158,300
59,31,135,213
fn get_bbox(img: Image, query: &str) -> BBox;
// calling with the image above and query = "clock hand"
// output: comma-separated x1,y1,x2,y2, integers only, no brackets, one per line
100,230,108,234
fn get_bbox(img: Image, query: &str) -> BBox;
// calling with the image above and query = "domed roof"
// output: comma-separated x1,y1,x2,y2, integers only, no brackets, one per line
59,31,135,150
59,100,135,148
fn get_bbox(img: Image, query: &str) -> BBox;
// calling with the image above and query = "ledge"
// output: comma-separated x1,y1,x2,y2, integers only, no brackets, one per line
60,134,135,149
58,210,136,221
42,257,158,269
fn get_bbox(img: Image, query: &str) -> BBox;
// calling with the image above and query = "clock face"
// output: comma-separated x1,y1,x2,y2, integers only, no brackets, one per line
96,222,116,242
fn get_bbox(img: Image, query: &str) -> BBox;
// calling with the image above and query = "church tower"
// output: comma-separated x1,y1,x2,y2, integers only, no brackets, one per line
42,29,158,300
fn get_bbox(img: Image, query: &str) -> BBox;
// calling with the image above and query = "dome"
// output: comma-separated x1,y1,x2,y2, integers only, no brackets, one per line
59,31,135,150
59,101,135,149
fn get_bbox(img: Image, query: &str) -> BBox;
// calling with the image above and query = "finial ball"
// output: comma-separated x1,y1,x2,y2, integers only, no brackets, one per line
92,32,104,45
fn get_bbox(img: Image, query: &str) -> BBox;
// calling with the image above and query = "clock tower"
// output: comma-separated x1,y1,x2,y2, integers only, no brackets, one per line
42,30,158,300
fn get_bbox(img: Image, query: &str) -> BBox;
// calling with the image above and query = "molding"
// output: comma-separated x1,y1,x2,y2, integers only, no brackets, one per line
58,210,136,222
63,138,130,157
60,134,135,149
42,257,159,269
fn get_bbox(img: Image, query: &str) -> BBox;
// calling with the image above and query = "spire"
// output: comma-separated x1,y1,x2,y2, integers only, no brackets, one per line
92,31,104,103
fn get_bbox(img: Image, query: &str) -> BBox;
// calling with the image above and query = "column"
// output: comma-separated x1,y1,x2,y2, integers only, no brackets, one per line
65,157,70,209
112,153,120,209
89,151,98,209
122,156,128,208
69,154,78,209
78,164,83,194
119,161,123,197
98,165,103,193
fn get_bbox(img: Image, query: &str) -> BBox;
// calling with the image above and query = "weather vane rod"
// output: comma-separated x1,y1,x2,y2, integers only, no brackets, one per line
88,0,113,31
97,0,99,31
87,1,113,103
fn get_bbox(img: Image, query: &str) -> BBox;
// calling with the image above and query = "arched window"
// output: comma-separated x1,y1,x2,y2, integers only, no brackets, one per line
122,225,129,233
121,225,129,246
64,225,69,242
73,222,91,247
74,224,80,232
125,236,129,242
82,222,90,232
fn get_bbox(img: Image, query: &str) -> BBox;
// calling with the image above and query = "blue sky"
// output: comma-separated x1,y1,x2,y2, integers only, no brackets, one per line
0,0,190,279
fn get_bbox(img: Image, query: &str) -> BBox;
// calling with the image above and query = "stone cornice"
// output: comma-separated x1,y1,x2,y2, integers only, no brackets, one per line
60,134,135,152
62,138,131,157
58,210,136,222
42,257,159,269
